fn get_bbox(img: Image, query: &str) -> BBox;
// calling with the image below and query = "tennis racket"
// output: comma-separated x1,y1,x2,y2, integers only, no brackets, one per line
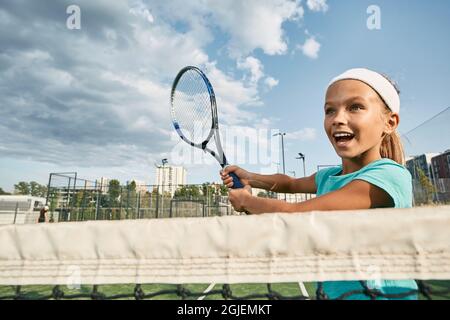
170,66,244,189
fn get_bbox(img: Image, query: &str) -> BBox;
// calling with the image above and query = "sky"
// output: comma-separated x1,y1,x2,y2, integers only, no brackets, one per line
1,0,450,191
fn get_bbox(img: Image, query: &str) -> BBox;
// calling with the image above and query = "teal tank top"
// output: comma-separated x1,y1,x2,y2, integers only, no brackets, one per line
314,158,418,300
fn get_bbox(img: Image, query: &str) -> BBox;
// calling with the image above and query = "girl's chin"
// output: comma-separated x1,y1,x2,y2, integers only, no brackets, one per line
335,149,358,158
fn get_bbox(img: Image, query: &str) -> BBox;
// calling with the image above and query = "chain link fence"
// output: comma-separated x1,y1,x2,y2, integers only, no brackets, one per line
43,171,449,223
45,173,239,222
401,107,450,206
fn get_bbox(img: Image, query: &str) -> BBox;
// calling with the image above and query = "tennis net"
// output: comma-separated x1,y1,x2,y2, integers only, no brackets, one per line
1,205,449,300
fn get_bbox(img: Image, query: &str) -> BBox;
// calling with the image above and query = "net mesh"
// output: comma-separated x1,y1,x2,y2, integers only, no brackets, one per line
1,206,449,300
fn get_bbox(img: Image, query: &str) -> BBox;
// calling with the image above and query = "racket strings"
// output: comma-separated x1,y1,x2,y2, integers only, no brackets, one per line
172,70,214,144
176,72,211,139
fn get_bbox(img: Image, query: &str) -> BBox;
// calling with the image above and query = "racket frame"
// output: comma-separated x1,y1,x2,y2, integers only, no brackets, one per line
171,66,229,168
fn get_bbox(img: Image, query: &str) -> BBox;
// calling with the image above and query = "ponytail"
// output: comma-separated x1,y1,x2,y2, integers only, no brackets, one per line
378,73,405,165
380,130,405,165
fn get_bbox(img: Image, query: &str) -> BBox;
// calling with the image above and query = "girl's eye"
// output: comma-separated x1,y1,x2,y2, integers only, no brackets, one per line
325,108,335,115
350,104,363,111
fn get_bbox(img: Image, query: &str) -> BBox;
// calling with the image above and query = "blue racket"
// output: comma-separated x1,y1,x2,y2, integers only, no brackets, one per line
170,66,244,189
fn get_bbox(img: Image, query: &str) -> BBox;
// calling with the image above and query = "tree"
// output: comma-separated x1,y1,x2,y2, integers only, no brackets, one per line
174,185,201,198
13,181,47,197
0,187,11,195
29,181,47,197
126,181,138,217
257,190,276,198
128,180,137,191
417,167,437,204
219,185,228,196
14,182,30,195
30,181,39,196
38,184,48,198
108,180,121,207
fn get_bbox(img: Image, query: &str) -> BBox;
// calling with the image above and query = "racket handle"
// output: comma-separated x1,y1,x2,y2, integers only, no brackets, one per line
229,172,244,189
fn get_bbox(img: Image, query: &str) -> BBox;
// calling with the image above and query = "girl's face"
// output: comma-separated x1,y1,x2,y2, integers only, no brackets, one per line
324,79,395,161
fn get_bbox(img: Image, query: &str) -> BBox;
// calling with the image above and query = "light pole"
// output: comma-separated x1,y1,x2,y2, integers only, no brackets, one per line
160,158,168,217
296,153,306,200
161,158,168,214
296,153,306,177
273,132,286,200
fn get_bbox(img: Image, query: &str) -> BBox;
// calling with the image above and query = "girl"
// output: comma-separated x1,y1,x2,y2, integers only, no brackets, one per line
220,68,417,300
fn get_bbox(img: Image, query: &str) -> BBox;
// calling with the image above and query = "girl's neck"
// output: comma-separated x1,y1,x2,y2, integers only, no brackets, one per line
340,151,382,175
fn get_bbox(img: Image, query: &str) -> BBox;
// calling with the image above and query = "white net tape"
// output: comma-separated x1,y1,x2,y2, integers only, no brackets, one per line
0,206,449,285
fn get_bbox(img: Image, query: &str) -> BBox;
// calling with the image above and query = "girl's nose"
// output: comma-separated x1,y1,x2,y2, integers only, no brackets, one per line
332,109,348,126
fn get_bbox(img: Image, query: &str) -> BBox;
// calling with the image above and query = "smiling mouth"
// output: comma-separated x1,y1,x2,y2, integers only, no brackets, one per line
333,134,355,147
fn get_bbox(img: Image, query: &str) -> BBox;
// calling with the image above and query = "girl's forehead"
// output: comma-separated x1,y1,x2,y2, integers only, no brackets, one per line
325,79,380,105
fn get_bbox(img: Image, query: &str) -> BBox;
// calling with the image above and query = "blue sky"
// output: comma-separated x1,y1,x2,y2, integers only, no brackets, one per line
1,0,449,191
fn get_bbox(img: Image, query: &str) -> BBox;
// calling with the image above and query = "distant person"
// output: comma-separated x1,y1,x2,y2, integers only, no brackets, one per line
38,205,49,223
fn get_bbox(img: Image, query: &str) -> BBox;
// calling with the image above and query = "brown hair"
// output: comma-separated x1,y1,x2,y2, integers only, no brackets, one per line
378,74,405,165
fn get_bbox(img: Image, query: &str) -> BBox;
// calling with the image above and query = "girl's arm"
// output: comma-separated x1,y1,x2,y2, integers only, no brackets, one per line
230,179,394,214
222,166,317,194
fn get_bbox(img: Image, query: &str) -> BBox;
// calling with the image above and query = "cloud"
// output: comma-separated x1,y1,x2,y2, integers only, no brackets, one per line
129,3,154,23
264,77,279,89
297,37,321,59
306,0,329,12
144,0,305,57
286,128,317,141
236,56,279,93
237,56,264,84
208,0,305,57
0,0,273,174
0,0,324,184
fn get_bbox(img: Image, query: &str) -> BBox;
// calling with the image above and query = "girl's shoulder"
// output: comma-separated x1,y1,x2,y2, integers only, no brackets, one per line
355,158,413,208
314,158,412,187
357,158,412,180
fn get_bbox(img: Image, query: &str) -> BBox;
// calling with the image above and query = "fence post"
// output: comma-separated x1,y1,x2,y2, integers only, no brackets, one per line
126,181,130,220
46,173,52,205
119,186,123,219
155,191,159,219
202,200,206,218
13,202,19,224
80,180,87,221
67,177,72,210
95,180,100,220
137,192,141,219
149,190,152,218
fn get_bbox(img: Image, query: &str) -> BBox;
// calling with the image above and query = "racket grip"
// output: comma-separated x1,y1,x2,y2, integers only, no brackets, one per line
229,172,244,189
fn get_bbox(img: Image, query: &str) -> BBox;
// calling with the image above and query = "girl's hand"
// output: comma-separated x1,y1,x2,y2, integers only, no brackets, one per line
228,187,253,213
220,166,251,188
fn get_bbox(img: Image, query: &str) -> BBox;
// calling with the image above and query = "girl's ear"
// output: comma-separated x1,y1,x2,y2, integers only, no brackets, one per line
384,113,399,135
